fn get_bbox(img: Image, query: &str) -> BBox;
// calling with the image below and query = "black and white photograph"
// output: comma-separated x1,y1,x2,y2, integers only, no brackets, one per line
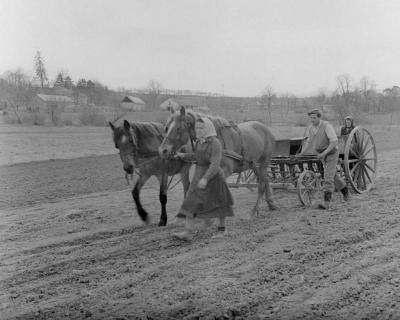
1,0,400,319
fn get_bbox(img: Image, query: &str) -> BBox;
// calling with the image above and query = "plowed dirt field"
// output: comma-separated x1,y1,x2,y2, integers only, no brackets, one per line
1,125,400,320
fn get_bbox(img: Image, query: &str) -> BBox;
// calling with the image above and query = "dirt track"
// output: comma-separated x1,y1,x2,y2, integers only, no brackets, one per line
1,148,400,319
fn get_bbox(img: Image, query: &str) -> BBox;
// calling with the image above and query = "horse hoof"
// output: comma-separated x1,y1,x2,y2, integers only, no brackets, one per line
251,208,259,217
158,221,167,227
241,213,253,220
172,232,193,242
211,230,228,239
269,204,279,211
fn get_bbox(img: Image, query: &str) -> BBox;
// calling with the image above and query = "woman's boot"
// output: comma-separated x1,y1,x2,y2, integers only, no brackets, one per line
318,191,332,210
340,186,350,201
172,217,195,241
212,218,228,239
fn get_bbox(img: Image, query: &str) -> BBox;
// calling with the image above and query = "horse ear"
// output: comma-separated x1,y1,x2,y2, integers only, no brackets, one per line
180,105,186,116
123,120,130,130
109,121,115,131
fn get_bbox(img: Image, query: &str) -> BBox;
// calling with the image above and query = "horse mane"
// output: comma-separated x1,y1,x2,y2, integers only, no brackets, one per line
185,110,233,133
130,122,165,139
205,115,233,133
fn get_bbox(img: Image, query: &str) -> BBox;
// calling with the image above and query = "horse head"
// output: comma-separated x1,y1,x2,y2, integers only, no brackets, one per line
109,120,139,174
158,106,196,159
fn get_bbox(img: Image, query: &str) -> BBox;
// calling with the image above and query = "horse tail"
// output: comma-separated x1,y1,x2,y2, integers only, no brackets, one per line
261,124,275,167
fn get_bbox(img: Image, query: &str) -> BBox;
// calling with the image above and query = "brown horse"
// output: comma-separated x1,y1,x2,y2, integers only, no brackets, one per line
109,120,191,226
158,106,278,215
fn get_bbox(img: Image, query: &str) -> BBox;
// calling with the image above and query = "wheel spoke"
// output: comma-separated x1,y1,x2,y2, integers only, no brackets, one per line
361,166,367,190
360,136,371,155
356,130,365,154
364,162,376,174
353,164,361,183
362,164,372,184
347,158,359,163
350,161,361,176
350,145,360,158
363,157,377,162
362,144,375,157
298,170,320,206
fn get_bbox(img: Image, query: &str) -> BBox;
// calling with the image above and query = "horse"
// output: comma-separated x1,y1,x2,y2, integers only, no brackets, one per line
158,106,278,215
109,119,191,226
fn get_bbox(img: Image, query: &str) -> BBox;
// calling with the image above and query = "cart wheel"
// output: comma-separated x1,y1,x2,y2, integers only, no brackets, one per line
344,126,377,193
297,170,322,206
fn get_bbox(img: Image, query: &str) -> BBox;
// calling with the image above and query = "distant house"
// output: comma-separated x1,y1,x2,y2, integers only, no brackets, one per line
120,96,146,111
32,94,74,112
321,104,337,120
160,97,209,112
160,98,180,111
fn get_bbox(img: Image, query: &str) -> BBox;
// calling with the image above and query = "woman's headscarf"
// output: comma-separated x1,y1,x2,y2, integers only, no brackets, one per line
344,115,354,128
196,117,217,141
341,115,355,135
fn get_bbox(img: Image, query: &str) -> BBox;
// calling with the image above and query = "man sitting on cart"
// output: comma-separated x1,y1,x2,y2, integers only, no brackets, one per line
300,109,350,209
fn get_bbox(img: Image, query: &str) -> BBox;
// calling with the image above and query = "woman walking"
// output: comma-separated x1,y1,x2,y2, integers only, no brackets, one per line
173,117,234,241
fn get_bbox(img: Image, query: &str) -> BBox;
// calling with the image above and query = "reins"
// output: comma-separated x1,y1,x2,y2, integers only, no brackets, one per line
123,142,192,192
124,153,160,185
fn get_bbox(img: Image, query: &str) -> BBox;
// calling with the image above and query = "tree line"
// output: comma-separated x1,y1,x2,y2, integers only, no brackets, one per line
1,51,399,125
261,74,400,125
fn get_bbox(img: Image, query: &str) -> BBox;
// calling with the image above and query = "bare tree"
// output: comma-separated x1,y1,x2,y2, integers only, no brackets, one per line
2,69,32,123
280,93,291,118
336,74,352,107
146,80,163,110
34,51,48,88
335,74,354,122
316,87,328,106
359,76,376,112
261,85,274,125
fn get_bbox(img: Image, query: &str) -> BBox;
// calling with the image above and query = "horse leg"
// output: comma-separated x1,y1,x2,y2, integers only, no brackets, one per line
157,173,168,227
180,165,191,197
132,175,151,224
252,166,265,216
252,165,278,215
264,173,279,211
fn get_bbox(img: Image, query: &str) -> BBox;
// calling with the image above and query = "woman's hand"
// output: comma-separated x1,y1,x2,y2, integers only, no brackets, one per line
317,152,326,160
174,152,185,159
197,178,207,189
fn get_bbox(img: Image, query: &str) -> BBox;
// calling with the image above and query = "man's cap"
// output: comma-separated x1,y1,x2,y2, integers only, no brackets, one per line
307,109,322,117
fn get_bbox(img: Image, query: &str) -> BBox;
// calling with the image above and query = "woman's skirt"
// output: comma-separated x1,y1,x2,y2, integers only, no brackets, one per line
177,171,234,219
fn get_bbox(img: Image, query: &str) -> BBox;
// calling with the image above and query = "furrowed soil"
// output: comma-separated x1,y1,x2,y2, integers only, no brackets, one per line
1,125,400,320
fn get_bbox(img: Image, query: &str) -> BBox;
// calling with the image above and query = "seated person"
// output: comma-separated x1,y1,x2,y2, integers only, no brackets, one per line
340,116,355,136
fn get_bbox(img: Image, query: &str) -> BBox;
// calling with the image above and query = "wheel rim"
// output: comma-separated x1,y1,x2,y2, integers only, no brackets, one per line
297,170,321,206
344,126,377,193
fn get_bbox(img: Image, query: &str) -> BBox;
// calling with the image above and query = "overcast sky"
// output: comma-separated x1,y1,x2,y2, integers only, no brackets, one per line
1,0,400,97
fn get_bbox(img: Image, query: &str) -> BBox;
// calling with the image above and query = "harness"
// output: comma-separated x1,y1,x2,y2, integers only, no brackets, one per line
123,130,190,191
185,117,249,168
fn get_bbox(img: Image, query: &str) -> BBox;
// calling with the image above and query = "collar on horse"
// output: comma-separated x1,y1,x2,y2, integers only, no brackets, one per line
184,116,247,166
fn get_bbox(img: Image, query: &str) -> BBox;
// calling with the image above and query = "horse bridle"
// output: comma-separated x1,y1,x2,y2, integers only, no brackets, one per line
172,114,196,152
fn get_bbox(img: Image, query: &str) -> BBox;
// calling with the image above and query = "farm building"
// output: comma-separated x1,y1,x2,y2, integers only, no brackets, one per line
120,96,146,111
160,96,210,112
321,104,337,120
159,98,180,111
32,94,74,112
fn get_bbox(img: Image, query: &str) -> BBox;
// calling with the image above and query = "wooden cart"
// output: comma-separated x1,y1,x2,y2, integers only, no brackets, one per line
228,126,378,206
